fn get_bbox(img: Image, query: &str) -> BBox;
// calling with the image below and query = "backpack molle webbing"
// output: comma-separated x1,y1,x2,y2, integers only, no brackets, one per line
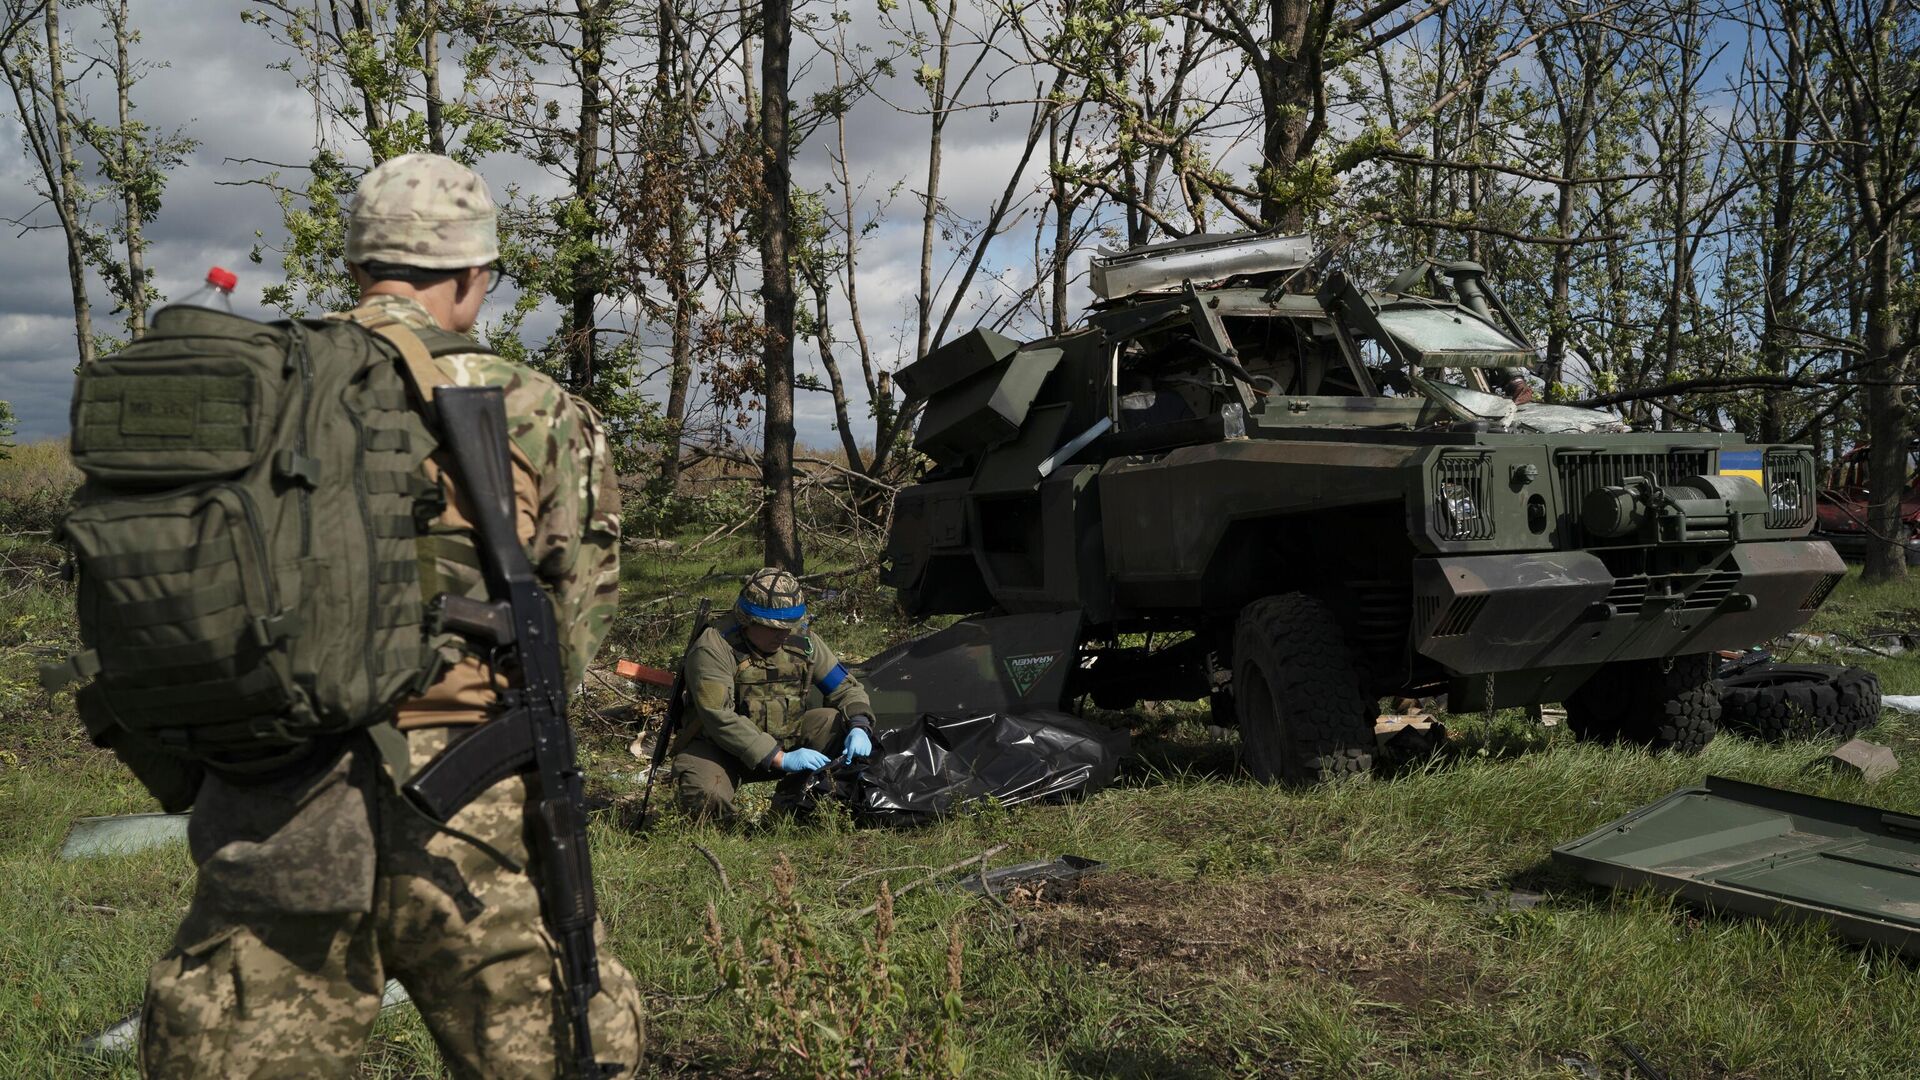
47,304,478,775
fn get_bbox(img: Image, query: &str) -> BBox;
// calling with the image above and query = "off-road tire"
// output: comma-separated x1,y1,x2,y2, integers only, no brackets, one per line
1232,594,1377,783
1564,654,1721,754
1718,663,1881,742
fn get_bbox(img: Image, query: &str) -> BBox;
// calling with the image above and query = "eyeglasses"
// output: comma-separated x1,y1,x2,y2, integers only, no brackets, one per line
486,262,506,295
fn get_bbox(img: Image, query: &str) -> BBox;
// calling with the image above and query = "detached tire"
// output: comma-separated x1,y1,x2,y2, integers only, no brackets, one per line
1232,594,1377,783
1719,663,1881,742
1565,654,1721,754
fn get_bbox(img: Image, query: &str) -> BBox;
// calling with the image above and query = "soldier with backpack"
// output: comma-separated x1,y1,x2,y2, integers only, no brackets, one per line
48,153,644,1076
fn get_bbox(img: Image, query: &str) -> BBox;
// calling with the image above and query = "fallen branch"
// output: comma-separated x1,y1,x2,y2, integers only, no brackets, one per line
853,844,1009,918
837,862,935,894
691,842,733,896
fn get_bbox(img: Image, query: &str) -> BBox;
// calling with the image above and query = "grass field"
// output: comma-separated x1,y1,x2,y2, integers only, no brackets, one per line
6,443,1920,1078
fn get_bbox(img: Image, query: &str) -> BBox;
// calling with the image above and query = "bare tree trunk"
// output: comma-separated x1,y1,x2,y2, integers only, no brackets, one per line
914,0,955,361
344,0,390,155
109,0,145,337
1862,229,1907,582
1048,106,1071,336
806,275,866,472
759,0,800,571
1256,0,1320,228
43,1,92,365
655,0,694,492
1658,4,1699,402
567,0,606,390
422,0,446,154
1757,1,1807,443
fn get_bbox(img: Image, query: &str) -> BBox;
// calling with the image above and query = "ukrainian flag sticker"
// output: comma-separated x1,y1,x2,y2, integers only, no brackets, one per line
1721,448,1764,485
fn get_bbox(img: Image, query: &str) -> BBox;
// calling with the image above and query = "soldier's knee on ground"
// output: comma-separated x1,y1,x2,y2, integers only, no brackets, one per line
671,752,739,823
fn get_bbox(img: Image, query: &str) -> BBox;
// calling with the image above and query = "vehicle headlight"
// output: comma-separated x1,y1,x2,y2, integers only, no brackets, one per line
1441,481,1480,530
1431,453,1495,540
1762,448,1815,529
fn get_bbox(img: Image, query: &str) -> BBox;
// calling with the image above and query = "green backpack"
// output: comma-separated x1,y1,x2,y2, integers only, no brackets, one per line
44,303,480,792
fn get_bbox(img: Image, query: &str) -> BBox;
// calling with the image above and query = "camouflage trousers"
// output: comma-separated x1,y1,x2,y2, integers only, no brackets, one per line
671,707,848,823
140,726,645,1079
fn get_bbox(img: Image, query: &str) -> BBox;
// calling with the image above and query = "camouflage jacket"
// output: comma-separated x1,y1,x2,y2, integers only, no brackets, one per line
680,612,872,767
349,295,622,725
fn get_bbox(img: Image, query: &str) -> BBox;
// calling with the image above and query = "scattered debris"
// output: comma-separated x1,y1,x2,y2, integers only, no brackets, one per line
956,855,1105,899
1442,884,1550,912
1374,712,1437,738
1883,694,1920,715
1557,1052,1602,1079
59,813,188,859
81,980,412,1057
1555,775,1920,958
1780,630,1918,659
613,658,674,688
1475,888,1547,913
1827,739,1900,784
621,537,678,554
1611,1037,1671,1080
77,1012,141,1057
1538,706,1566,728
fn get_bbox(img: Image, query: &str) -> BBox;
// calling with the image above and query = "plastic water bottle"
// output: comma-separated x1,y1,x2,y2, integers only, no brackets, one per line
174,267,238,315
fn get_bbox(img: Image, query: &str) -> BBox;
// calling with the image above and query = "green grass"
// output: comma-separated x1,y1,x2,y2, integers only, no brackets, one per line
8,443,1920,1076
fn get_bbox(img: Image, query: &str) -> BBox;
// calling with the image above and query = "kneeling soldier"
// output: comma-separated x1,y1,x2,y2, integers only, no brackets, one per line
672,568,875,821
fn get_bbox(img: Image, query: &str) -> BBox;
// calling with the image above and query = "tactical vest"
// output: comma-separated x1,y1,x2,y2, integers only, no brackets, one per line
728,626,816,740
45,303,484,775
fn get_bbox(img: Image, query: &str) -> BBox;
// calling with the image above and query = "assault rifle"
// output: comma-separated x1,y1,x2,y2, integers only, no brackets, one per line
401,386,618,1078
637,597,712,829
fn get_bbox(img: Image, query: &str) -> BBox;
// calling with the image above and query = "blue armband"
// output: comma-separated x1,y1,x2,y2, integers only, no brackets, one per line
817,663,849,694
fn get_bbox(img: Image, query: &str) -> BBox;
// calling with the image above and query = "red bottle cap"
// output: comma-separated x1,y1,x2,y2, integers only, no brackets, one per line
206,267,238,291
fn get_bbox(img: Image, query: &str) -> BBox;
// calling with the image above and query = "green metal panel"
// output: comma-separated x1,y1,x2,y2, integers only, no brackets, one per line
1554,776,1920,958
897,327,1022,400
914,347,1065,463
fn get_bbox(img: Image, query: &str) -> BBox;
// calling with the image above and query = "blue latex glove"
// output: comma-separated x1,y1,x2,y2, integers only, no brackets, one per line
777,748,831,773
841,727,873,764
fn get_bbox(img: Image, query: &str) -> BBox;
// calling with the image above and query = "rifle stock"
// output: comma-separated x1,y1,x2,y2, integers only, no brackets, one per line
408,386,617,1078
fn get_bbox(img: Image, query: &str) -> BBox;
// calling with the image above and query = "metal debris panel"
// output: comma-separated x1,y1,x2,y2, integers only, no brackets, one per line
59,813,189,859
1554,776,1920,957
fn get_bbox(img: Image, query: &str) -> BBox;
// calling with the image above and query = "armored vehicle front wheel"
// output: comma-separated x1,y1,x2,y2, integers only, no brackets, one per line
1231,594,1378,784
1564,654,1721,754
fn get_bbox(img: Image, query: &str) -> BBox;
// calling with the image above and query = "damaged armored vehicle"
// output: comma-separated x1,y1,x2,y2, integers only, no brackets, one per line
879,232,1845,782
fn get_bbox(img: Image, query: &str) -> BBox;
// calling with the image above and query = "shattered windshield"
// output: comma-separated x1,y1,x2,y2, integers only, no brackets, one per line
1374,307,1525,354
1412,375,1626,433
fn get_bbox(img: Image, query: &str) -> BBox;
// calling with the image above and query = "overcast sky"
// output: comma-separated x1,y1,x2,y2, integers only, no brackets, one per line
0,0,1124,450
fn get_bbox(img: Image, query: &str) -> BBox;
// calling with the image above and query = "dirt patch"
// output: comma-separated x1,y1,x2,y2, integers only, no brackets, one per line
646,1047,776,1078
1013,870,1486,1012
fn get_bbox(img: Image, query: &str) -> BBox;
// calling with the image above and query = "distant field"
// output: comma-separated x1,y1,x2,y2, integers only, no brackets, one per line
5,442,1920,1078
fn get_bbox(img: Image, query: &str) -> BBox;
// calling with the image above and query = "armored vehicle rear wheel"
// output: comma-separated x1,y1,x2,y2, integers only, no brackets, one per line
1564,655,1721,754
1231,594,1377,783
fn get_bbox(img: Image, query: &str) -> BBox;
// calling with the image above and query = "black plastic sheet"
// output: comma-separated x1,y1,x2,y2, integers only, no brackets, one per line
825,711,1128,825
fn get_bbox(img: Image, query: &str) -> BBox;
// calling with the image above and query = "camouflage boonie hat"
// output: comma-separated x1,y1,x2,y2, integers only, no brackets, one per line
737,567,806,629
345,153,499,269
